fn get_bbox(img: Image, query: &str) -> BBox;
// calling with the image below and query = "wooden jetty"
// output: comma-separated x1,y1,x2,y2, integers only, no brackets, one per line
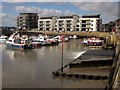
53,49,115,80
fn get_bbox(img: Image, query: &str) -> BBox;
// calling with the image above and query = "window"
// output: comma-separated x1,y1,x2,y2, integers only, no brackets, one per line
82,20,86,23
59,28,62,30
76,28,79,31
46,28,49,31
67,28,70,31
67,25,71,27
82,24,86,27
67,20,71,23
81,28,86,31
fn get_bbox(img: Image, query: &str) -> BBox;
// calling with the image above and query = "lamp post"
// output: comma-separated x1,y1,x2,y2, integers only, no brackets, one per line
61,34,64,72
28,22,29,31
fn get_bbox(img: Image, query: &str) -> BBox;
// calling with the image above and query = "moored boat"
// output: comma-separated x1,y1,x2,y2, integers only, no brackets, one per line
0,35,7,43
46,36,59,45
32,35,59,46
87,37,103,46
82,37,104,46
82,38,88,44
32,35,48,46
6,32,34,50
54,35,69,42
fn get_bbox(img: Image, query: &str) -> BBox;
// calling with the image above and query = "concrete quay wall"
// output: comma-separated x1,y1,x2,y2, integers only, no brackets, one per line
19,30,110,38
19,30,120,45
53,49,115,81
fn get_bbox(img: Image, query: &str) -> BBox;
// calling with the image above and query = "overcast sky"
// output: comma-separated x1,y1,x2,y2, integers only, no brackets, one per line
1,0,119,27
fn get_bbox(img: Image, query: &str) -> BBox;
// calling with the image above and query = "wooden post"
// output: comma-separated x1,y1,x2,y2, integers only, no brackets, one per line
61,35,64,72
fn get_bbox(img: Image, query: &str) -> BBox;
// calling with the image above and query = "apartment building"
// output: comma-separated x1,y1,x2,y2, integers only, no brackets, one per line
38,16,58,31
38,15,80,31
17,13,38,30
80,14,102,31
38,14,102,32
57,15,79,31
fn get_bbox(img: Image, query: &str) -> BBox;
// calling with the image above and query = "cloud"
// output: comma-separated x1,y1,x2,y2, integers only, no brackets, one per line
0,4,4,10
15,6,39,13
3,0,119,2
0,13,16,26
2,0,30,2
73,2,117,13
1,1,119,26
72,2,118,23
15,5,75,16
1,5,75,26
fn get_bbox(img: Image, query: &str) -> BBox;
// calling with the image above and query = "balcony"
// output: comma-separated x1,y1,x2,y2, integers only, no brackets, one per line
46,26,50,28
59,26,64,28
82,27,90,29
82,22,91,25
46,23,50,25
66,25,71,27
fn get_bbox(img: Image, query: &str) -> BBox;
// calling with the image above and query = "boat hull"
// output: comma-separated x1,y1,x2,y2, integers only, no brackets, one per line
0,39,6,43
6,43,33,50
31,42,41,47
87,42,102,46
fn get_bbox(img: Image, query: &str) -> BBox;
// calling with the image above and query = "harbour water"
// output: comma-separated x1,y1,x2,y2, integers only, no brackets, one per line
2,39,108,88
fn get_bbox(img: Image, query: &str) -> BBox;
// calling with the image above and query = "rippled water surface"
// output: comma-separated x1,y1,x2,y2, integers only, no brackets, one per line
2,40,106,88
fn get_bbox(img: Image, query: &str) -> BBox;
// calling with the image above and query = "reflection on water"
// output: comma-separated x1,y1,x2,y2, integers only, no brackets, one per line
2,39,95,88
5,49,37,61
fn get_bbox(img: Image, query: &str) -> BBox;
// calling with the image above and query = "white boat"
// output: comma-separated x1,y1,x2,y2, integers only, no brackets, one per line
54,35,62,42
0,35,7,43
73,35,77,39
82,38,88,44
32,35,58,46
6,32,34,50
46,36,59,45
87,37,103,46
69,35,78,39
82,37,104,46
32,35,48,46
54,35,69,42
